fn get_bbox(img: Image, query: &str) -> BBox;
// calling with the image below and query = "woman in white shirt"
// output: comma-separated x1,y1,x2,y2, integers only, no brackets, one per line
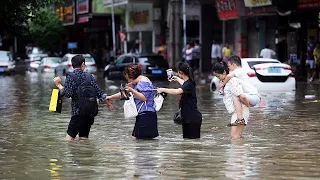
212,62,249,140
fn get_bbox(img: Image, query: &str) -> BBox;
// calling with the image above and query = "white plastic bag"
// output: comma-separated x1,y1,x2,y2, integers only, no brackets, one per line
123,93,145,119
154,94,164,111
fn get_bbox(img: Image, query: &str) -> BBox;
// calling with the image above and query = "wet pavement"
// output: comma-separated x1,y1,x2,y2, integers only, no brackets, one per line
0,72,320,179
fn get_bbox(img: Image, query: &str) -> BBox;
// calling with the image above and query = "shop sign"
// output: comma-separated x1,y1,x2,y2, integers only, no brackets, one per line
55,0,75,26
78,16,89,23
68,42,77,49
215,0,238,20
298,0,320,9
126,3,153,32
244,0,272,7
77,0,89,14
103,0,128,7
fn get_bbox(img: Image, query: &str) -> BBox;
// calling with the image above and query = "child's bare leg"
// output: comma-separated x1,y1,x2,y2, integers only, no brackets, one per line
233,95,243,120
239,94,250,107
230,126,242,139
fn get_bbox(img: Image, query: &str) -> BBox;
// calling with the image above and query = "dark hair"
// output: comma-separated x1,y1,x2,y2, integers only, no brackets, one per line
227,55,242,67
266,44,270,49
123,65,142,79
212,62,229,74
71,55,85,68
177,62,195,84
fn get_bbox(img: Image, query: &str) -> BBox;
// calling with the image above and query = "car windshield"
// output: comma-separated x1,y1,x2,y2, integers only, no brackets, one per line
46,57,61,64
84,57,94,62
247,61,280,69
0,53,12,61
138,56,167,65
32,54,48,61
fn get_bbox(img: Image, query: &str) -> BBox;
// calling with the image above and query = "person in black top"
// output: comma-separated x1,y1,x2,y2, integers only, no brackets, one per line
157,62,202,139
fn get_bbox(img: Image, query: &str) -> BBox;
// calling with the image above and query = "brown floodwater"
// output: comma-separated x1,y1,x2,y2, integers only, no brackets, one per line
0,72,319,179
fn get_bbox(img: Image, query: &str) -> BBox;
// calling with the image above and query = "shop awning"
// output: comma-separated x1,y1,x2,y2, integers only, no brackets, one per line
103,0,128,8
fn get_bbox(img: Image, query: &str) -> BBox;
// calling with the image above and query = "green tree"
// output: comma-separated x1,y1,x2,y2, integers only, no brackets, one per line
28,8,63,52
0,0,61,35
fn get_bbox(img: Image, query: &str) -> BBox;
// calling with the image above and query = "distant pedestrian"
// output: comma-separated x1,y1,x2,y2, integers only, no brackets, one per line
157,62,202,139
222,43,232,61
310,43,320,82
185,43,194,68
260,44,276,59
192,40,201,70
211,40,219,65
53,55,113,141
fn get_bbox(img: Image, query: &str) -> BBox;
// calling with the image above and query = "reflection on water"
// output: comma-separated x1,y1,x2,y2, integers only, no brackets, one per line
0,73,320,179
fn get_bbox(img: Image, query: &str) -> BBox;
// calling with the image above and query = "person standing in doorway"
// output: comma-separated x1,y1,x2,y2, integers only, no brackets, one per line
53,55,113,141
157,62,202,139
260,44,276,59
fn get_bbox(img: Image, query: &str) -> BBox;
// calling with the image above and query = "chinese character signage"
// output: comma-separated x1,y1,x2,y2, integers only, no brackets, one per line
244,0,272,7
55,0,75,26
215,0,238,20
298,0,320,9
125,3,153,32
77,0,89,14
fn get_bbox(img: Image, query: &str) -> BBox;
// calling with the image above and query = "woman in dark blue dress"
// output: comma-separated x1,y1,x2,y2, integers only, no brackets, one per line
107,65,158,140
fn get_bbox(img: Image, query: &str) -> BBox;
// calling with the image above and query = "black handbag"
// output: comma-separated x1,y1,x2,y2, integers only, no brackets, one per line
173,108,183,125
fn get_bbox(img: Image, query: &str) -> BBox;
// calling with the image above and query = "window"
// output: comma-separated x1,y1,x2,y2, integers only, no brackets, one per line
115,56,125,64
0,53,12,61
247,61,280,69
123,57,133,63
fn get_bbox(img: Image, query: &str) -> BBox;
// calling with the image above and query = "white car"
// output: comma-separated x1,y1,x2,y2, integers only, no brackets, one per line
55,53,97,75
28,53,49,71
0,51,15,74
210,58,296,92
37,57,62,73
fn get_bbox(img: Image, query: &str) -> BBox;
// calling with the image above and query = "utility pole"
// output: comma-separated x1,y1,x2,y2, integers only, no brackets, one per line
111,0,116,56
169,0,182,70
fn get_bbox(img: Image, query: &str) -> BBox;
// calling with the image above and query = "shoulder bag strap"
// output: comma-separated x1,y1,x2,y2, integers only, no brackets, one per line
84,73,93,85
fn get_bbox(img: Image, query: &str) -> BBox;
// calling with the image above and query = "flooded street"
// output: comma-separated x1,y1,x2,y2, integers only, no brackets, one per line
0,72,320,179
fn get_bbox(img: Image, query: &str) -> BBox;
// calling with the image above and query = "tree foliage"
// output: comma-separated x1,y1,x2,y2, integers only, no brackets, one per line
0,0,61,35
29,8,63,52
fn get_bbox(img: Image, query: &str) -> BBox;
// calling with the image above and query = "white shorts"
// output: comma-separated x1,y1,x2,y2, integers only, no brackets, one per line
231,106,250,124
244,93,261,106
306,60,316,69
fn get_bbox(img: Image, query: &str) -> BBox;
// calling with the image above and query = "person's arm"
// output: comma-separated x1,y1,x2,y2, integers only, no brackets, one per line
125,83,147,101
211,45,214,58
157,87,183,95
173,76,184,85
221,72,235,87
54,75,75,98
107,92,121,100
